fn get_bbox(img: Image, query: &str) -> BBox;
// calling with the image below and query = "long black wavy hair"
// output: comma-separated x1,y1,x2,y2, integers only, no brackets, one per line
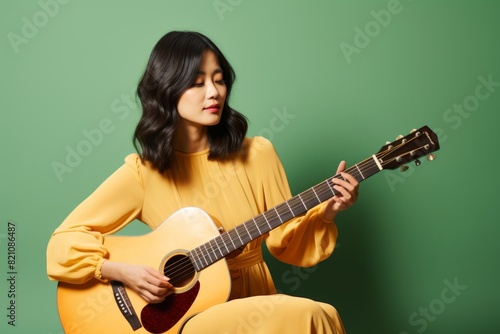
133,31,248,173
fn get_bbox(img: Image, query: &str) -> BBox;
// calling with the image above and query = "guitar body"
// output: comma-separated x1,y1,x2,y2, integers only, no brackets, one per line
57,207,231,334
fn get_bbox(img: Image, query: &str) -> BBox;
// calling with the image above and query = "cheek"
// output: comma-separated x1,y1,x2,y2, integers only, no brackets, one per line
178,90,201,108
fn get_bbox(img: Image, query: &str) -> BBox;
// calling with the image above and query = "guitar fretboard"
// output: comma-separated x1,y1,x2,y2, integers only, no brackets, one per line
188,155,383,271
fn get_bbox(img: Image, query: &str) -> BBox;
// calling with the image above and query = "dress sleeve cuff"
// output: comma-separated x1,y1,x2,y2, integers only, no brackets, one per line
318,203,335,224
95,258,109,282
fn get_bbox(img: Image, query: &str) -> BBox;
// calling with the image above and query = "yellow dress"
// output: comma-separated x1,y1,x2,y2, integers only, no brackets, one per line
47,136,345,333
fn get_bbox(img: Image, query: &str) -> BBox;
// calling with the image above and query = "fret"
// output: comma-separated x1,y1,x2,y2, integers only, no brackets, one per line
274,207,283,224
233,227,244,246
297,194,308,210
263,207,280,231
252,217,262,235
202,243,213,264
242,222,252,241
311,185,325,203
211,238,223,259
359,159,379,180
262,212,272,230
235,224,250,245
208,240,217,261
285,200,294,216
189,149,389,271
305,192,321,208
198,246,209,268
218,234,231,255
355,164,365,180
193,247,200,269
189,250,201,272
310,187,322,205
229,228,243,250
260,215,272,232
289,197,305,216
276,202,295,222
325,179,336,196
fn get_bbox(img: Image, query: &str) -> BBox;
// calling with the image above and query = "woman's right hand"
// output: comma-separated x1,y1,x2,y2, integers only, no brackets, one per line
101,261,174,303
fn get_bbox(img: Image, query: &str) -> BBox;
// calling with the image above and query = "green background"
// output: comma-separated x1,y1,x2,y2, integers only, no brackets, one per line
1,0,499,333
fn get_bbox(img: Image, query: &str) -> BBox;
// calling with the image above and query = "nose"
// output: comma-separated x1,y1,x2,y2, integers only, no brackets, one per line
206,81,220,99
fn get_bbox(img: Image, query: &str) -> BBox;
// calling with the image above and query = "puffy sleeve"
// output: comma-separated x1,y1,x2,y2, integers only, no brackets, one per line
256,137,338,267
46,154,145,284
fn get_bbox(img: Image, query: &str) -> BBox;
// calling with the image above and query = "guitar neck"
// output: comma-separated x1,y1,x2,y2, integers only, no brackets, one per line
189,154,382,271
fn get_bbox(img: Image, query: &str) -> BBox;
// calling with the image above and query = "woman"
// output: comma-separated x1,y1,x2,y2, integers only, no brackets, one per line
47,31,359,333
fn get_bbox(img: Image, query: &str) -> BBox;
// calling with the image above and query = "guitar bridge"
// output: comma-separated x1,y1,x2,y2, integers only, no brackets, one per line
110,280,142,331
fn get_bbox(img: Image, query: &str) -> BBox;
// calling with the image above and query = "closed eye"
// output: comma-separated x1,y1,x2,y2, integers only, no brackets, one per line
192,78,225,87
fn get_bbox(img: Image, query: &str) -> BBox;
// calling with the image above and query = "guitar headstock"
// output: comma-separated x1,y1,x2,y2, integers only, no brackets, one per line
377,126,440,170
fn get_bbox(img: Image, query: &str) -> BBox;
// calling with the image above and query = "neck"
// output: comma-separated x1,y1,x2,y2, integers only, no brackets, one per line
173,126,209,153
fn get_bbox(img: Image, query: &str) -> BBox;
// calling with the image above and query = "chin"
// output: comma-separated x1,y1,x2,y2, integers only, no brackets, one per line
207,120,222,127
205,115,222,126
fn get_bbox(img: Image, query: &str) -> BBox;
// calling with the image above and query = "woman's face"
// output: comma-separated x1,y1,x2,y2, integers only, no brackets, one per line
176,49,227,130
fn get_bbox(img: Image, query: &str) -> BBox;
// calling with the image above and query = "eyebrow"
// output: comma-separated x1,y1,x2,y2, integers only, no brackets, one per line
196,68,224,75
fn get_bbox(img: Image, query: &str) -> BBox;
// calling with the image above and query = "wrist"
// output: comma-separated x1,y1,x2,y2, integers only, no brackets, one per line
101,260,124,282
320,204,337,223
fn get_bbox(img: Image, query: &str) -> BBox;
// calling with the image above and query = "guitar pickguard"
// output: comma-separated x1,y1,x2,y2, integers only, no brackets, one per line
141,281,200,333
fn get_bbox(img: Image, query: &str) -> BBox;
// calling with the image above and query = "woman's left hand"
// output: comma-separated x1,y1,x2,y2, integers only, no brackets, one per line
323,160,359,221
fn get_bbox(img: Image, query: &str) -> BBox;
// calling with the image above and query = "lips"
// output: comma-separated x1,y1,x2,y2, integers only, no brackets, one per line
204,104,220,113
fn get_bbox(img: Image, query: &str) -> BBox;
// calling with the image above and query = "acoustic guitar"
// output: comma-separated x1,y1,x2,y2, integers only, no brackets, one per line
56,125,440,333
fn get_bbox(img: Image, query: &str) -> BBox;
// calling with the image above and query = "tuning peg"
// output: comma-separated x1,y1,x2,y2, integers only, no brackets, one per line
411,129,421,137
427,154,436,161
400,165,409,172
396,135,404,140
415,159,421,166
386,141,391,144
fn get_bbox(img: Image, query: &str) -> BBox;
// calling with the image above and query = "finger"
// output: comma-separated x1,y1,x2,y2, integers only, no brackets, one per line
332,176,355,192
142,280,173,301
340,172,359,187
149,282,171,295
145,267,172,287
159,289,174,299
332,196,348,211
140,290,165,304
333,185,352,200
152,277,172,288
335,161,346,174
139,278,171,296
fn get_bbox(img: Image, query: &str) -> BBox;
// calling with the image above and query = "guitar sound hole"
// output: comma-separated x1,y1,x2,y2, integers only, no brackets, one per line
163,254,196,288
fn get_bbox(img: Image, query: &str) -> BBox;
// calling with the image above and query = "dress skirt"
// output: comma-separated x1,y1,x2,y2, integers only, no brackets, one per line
181,294,346,334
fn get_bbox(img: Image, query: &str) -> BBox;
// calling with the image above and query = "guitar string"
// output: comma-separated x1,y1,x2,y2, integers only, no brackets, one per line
163,256,194,283
188,155,381,262
164,136,431,276
164,158,381,276
175,161,385,273
182,143,431,276
176,155,386,272
189,140,430,267
165,156,410,278
163,165,378,278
